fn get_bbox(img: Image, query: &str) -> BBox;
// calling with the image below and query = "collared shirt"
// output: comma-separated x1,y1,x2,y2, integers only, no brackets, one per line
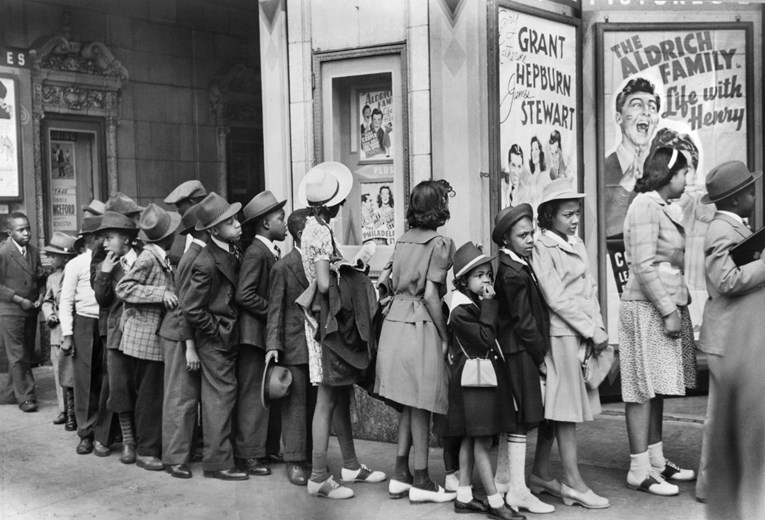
717,210,744,225
542,229,579,250
11,238,26,257
500,247,528,266
120,248,137,271
293,246,302,257
191,237,206,248
210,236,232,253
184,233,194,253
255,235,280,258
59,249,99,336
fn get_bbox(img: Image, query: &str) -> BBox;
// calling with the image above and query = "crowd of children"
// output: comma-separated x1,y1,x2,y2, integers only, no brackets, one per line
5,149,764,517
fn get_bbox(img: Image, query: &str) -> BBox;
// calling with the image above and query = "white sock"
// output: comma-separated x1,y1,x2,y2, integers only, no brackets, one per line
457,485,473,503
495,433,510,483
487,493,504,509
629,451,651,478
648,441,665,469
507,434,528,494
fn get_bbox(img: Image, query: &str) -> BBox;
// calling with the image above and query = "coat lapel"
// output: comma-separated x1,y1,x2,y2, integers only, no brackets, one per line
210,242,238,285
716,212,750,240
252,238,277,268
8,241,34,275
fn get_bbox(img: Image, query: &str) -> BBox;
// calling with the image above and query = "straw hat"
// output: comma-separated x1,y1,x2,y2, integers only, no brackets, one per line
297,162,353,207
194,193,242,231
138,204,182,243
453,242,493,279
492,203,533,246
701,160,762,204
242,190,287,226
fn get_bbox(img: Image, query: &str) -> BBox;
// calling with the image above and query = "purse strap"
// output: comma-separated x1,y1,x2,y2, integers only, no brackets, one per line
455,336,505,361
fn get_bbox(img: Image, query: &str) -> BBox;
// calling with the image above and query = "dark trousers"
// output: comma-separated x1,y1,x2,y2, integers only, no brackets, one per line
94,337,118,446
0,314,37,404
162,337,201,465
73,316,103,439
107,348,134,413
234,346,272,459
198,339,238,472
282,364,317,462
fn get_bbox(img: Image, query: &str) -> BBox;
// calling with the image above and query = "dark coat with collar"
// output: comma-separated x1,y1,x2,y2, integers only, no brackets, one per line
93,256,130,350
180,240,239,349
159,241,204,342
235,237,277,350
266,248,309,365
0,240,46,317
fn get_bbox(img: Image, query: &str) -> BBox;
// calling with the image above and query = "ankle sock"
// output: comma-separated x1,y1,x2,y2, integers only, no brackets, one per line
457,485,473,503
648,441,665,469
118,413,135,445
487,493,504,509
413,468,437,491
310,451,329,482
629,451,651,479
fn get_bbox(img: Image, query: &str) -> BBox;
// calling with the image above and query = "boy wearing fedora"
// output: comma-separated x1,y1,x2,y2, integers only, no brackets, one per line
234,190,288,476
115,204,182,471
180,192,248,481
696,161,765,513
92,211,140,463
0,212,46,412
158,204,205,479
41,232,79,425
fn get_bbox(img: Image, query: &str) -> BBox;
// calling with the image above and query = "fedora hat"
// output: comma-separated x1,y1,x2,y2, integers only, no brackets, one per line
138,204,182,243
77,216,103,237
492,203,533,246
297,162,354,207
538,178,585,211
194,192,242,231
453,242,493,279
82,199,105,216
701,160,762,204
42,232,78,256
261,356,292,409
96,211,137,233
164,180,207,205
242,190,287,226
179,203,201,235
105,192,144,215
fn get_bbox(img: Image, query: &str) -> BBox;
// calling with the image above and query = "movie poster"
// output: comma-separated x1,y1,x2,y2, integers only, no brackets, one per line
497,7,579,212
0,76,20,199
600,26,751,336
49,134,78,233
359,89,393,162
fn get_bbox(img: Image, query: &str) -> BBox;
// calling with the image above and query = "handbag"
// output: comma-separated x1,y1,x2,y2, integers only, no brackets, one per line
579,342,615,390
457,337,499,388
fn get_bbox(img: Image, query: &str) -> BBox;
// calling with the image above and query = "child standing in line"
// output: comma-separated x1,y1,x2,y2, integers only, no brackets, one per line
41,232,79,426
445,242,521,520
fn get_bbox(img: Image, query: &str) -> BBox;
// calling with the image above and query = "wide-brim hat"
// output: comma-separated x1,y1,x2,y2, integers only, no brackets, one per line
538,178,585,211
96,211,138,233
42,231,78,256
492,203,533,246
453,242,493,279
137,203,182,243
105,192,145,216
164,180,207,205
261,356,292,409
77,216,103,237
297,162,354,207
179,203,201,235
194,192,242,231
242,190,287,226
82,199,105,216
701,160,762,204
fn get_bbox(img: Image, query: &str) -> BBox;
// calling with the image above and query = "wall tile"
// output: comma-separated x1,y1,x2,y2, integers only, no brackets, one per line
117,120,136,159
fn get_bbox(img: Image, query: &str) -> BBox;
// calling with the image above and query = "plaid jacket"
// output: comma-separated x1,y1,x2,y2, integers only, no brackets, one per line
115,244,174,361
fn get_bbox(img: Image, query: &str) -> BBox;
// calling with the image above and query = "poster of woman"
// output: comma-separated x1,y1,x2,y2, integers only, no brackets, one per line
0,76,21,199
360,182,395,245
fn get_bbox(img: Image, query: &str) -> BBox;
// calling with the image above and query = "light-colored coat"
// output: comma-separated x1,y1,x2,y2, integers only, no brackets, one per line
42,269,65,345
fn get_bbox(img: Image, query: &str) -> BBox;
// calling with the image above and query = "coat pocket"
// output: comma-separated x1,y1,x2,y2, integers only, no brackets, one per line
657,262,682,296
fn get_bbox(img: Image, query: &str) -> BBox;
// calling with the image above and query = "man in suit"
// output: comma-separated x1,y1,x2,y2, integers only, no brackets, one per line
180,192,248,481
266,208,315,485
0,212,46,412
696,162,765,518
234,191,287,476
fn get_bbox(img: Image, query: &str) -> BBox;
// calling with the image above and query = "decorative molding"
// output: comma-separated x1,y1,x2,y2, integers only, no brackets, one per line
32,38,129,83
259,0,283,34
41,85,108,111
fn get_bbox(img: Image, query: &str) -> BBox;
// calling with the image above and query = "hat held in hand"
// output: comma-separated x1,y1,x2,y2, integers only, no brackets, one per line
138,204,182,243
261,355,292,409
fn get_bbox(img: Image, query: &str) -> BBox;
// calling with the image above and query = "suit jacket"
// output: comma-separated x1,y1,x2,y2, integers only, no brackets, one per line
180,240,239,349
266,248,309,365
0,240,46,317
159,241,203,342
91,240,144,336
42,269,65,345
495,251,550,365
698,213,765,356
93,257,131,351
235,238,276,349
115,244,174,361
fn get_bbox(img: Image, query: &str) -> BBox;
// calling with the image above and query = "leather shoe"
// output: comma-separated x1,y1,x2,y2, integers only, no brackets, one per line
259,453,284,464
136,455,164,471
487,504,527,520
76,437,94,455
454,498,488,514
120,443,137,464
19,400,37,413
53,412,66,424
166,464,192,479
93,441,111,457
286,462,309,486
236,457,271,476
204,468,249,481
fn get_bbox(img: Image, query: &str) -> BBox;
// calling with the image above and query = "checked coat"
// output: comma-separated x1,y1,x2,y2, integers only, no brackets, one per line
115,244,175,361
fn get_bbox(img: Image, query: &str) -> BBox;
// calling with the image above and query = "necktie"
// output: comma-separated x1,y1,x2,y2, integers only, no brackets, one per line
274,245,281,259
229,243,242,263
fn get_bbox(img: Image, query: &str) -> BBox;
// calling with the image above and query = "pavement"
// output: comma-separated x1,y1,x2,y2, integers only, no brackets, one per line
0,367,707,520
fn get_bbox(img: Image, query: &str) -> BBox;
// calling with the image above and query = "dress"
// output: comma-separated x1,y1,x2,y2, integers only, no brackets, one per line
374,227,455,414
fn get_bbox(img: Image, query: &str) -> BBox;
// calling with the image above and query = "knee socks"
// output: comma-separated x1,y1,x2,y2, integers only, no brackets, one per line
495,432,511,484
338,438,360,471
118,413,135,446
310,450,329,483
507,434,528,493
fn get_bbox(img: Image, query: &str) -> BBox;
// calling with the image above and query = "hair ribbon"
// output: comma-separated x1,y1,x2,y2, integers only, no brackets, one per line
667,148,678,170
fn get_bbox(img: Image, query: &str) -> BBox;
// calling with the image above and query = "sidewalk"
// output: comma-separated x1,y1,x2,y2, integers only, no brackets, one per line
0,367,707,520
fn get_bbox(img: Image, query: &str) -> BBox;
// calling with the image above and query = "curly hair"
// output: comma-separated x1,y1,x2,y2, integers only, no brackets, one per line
529,136,546,173
615,77,661,114
635,146,688,193
536,200,564,230
648,127,699,171
406,179,454,230
377,185,394,208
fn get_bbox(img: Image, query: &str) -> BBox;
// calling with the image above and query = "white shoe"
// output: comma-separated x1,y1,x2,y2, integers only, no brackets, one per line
409,484,457,504
626,469,679,496
560,483,610,509
505,488,555,513
494,479,510,494
341,464,387,483
657,459,696,482
445,471,460,492
307,476,354,499
388,478,412,499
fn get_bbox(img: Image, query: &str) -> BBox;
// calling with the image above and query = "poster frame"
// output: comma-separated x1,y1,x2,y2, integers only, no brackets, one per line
352,84,396,165
594,22,755,325
487,0,584,251
0,73,23,202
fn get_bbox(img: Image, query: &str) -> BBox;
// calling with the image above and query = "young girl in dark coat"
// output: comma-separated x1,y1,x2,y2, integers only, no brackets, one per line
445,242,523,520
492,204,555,514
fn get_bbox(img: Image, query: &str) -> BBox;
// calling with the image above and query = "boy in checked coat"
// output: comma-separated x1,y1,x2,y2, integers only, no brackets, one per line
116,204,181,471
266,208,314,486
234,190,288,476
180,192,248,481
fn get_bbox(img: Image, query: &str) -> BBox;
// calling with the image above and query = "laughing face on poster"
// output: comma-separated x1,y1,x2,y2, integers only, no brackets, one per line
604,77,661,237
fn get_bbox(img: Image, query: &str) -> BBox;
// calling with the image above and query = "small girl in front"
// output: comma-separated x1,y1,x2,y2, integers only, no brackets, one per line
445,242,523,520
